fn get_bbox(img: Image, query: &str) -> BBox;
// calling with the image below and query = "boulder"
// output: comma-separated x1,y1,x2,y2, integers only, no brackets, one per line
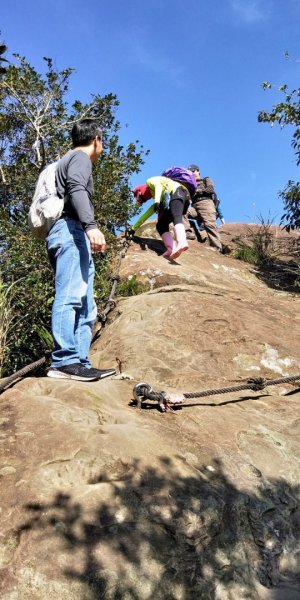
1,222,300,599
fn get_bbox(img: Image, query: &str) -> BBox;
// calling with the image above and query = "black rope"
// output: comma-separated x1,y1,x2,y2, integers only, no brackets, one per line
183,375,300,399
134,374,300,410
0,356,47,394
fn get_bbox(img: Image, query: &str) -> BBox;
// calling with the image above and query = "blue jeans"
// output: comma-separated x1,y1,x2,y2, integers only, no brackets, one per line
46,218,97,368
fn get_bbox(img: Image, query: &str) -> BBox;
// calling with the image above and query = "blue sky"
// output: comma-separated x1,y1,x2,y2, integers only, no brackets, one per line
1,0,299,224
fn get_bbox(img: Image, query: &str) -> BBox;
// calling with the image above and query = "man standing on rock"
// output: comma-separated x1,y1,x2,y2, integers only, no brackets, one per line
46,119,116,382
184,164,223,252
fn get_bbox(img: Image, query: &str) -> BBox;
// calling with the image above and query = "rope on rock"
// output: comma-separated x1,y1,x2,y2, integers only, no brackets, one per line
0,237,131,394
0,356,47,394
132,374,300,412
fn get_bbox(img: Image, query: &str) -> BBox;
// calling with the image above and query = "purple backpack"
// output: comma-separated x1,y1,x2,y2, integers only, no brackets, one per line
162,166,197,196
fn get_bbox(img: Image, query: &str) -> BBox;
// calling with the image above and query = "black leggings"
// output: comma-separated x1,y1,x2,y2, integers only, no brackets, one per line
156,187,190,235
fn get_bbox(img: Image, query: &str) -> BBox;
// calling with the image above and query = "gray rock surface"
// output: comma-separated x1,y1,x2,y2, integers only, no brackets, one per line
1,222,300,599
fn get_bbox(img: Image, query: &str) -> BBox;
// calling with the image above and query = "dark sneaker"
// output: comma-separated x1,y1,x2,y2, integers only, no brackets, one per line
47,363,99,381
86,367,116,380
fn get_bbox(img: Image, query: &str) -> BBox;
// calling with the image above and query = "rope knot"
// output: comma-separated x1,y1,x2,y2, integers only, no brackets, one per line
247,376,267,391
97,312,107,324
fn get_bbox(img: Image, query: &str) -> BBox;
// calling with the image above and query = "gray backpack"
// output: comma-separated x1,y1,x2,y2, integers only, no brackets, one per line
28,161,64,240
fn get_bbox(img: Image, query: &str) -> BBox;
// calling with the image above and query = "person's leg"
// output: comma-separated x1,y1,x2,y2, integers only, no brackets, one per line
183,214,196,240
75,240,97,367
184,205,199,240
187,206,197,220
169,189,189,259
188,206,204,232
156,209,175,256
47,219,90,368
47,219,116,381
193,199,222,251
169,194,184,225
188,206,207,242
77,269,116,377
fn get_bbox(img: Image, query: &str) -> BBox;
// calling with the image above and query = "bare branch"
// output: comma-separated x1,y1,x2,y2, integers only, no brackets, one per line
0,164,7,184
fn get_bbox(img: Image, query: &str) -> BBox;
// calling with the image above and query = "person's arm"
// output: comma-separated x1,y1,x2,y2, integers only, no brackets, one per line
67,152,106,252
131,203,155,232
204,177,215,195
66,152,96,230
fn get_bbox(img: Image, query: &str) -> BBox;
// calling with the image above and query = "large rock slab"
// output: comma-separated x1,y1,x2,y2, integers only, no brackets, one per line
1,223,300,599
218,222,300,258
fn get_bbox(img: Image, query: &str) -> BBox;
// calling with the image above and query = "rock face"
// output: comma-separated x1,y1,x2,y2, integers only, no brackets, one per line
1,222,300,600
218,222,300,257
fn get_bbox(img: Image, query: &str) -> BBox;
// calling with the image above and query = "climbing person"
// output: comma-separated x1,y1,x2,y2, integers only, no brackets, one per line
183,164,223,252
46,119,116,381
132,173,194,260
188,195,225,241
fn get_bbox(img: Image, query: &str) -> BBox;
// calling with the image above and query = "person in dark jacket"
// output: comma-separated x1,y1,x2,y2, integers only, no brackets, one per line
183,164,223,252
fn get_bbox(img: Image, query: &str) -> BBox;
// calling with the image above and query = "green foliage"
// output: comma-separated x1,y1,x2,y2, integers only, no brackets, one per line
231,217,300,292
232,217,278,266
0,213,54,374
279,180,300,231
0,277,16,376
258,56,300,230
232,244,261,265
0,40,8,76
0,53,148,374
116,275,146,297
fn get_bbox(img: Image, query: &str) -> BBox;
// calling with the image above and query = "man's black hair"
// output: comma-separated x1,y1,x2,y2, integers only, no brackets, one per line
71,119,102,147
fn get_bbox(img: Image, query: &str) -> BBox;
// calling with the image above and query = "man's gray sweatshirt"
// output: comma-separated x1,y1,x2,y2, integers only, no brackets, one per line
56,149,97,231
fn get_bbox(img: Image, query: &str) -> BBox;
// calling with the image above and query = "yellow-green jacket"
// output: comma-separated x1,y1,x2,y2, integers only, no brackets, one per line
132,176,185,232
146,176,183,204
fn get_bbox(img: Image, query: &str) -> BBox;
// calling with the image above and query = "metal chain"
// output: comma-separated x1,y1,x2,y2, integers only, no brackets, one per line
97,237,130,325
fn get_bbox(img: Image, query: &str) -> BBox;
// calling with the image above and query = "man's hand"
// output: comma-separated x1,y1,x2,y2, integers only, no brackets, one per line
86,228,106,253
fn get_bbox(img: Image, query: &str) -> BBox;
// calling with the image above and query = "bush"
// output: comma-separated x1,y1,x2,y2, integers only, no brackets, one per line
0,278,15,377
116,275,146,297
232,245,261,265
232,217,279,266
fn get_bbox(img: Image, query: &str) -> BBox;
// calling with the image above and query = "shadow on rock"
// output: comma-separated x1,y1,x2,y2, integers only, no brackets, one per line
249,259,300,294
17,458,300,599
132,235,165,255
